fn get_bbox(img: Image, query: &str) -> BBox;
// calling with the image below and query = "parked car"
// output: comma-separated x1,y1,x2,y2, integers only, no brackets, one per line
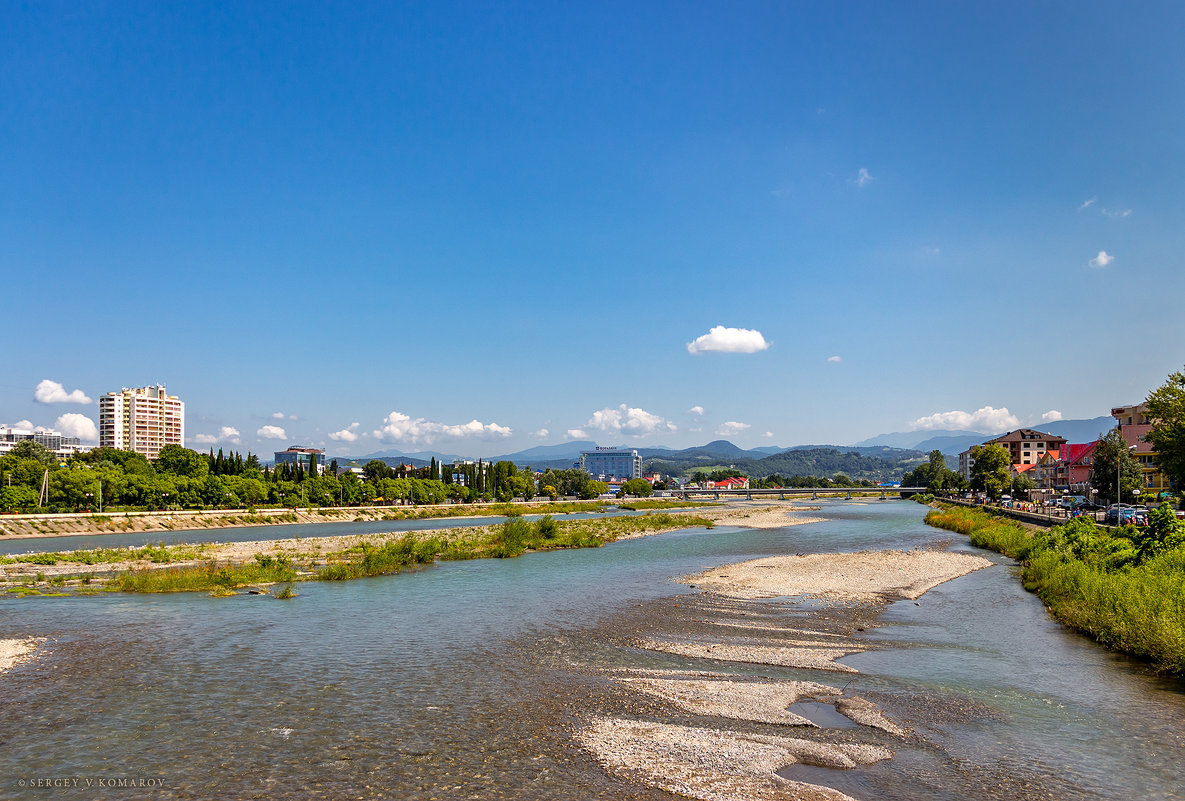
1104,504,1133,524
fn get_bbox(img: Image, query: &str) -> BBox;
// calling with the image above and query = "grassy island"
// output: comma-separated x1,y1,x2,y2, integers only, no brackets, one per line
2,511,717,597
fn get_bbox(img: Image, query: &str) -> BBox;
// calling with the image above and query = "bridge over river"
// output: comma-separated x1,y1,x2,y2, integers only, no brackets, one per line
677,486,926,501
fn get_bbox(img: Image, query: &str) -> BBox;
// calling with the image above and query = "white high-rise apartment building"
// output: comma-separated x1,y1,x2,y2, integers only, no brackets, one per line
98,385,185,460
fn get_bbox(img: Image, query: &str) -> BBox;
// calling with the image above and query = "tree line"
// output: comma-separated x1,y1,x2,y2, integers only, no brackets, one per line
0,445,616,513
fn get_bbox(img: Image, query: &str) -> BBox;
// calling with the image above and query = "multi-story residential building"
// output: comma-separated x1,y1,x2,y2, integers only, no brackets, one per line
274,446,325,475
580,447,642,481
958,428,1068,481
0,426,90,460
1053,442,1097,493
98,385,185,460
1112,403,1172,496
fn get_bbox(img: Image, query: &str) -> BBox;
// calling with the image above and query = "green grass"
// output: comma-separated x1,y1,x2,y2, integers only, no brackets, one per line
617,500,717,511
112,560,298,593
925,503,1185,675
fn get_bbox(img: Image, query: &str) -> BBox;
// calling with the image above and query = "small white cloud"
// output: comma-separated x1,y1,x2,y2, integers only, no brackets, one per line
329,422,361,443
716,421,751,436
1102,208,1133,219
197,426,243,445
908,406,1019,433
1079,197,1097,210
856,168,874,188
531,428,550,438
567,428,589,439
272,412,298,421
686,326,771,355
763,431,774,438
34,379,92,405
1089,251,1114,269
257,425,288,440
583,404,677,437
827,355,842,363
687,406,705,416
1041,410,1063,423
54,413,98,442
13,419,34,429
372,411,513,446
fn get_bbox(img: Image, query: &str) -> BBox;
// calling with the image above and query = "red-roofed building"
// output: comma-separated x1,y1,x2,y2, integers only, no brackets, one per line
712,476,749,490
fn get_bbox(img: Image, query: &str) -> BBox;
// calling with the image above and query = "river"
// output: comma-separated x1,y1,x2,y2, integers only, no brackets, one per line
1,501,1182,800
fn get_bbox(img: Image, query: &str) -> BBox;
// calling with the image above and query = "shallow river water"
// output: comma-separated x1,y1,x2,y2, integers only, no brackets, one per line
1,501,1182,800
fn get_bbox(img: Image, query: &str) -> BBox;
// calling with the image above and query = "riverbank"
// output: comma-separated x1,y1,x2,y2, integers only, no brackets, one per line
924,504,1185,676
574,546,993,801
0,500,822,594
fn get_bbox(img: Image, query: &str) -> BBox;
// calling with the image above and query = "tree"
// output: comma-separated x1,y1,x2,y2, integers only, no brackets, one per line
968,443,1011,500
1145,365,1185,498
1011,472,1036,497
1090,430,1142,504
9,440,55,467
1130,504,1185,561
155,445,210,478
621,478,654,497
581,480,609,499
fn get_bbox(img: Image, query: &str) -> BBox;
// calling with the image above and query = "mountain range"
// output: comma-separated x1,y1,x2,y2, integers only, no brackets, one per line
855,416,1117,461
332,415,1116,477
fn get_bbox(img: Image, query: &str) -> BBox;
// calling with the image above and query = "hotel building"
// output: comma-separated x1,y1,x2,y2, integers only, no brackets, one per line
98,385,185,460
580,447,642,481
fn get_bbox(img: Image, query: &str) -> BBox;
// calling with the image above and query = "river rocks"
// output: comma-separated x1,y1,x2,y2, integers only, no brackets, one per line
576,717,892,801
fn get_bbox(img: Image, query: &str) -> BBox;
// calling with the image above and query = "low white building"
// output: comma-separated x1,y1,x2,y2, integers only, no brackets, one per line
0,426,92,461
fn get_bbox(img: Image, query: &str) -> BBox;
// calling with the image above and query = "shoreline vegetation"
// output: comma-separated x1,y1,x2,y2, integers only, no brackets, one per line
0,501,827,597
924,504,1185,676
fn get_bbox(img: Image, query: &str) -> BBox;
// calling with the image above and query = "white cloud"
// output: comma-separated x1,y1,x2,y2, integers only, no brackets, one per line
13,420,34,430
257,425,288,440
763,431,774,438
329,422,361,443
1079,197,1097,210
856,168,874,188
272,412,298,421
1041,410,1063,423
1089,250,1114,268
716,421,751,436
567,429,589,439
908,406,1020,433
194,426,242,446
583,404,677,437
686,326,771,355
827,355,842,363
1102,208,1133,219
34,379,92,405
372,411,512,446
687,405,705,416
531,428,550,438
55,413,98,442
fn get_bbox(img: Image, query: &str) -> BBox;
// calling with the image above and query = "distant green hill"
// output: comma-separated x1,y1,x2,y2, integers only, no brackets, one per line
644,446,924,482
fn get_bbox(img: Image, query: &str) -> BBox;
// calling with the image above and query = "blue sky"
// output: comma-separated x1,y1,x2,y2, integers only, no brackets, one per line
4,1,1184,458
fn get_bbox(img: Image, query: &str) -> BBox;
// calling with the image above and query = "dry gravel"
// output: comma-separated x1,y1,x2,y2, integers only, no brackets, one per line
0,637,44,674
681,549,993,602
576,717,893,801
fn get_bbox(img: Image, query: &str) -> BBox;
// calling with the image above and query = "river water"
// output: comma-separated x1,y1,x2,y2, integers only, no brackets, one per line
1,502,1182,800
